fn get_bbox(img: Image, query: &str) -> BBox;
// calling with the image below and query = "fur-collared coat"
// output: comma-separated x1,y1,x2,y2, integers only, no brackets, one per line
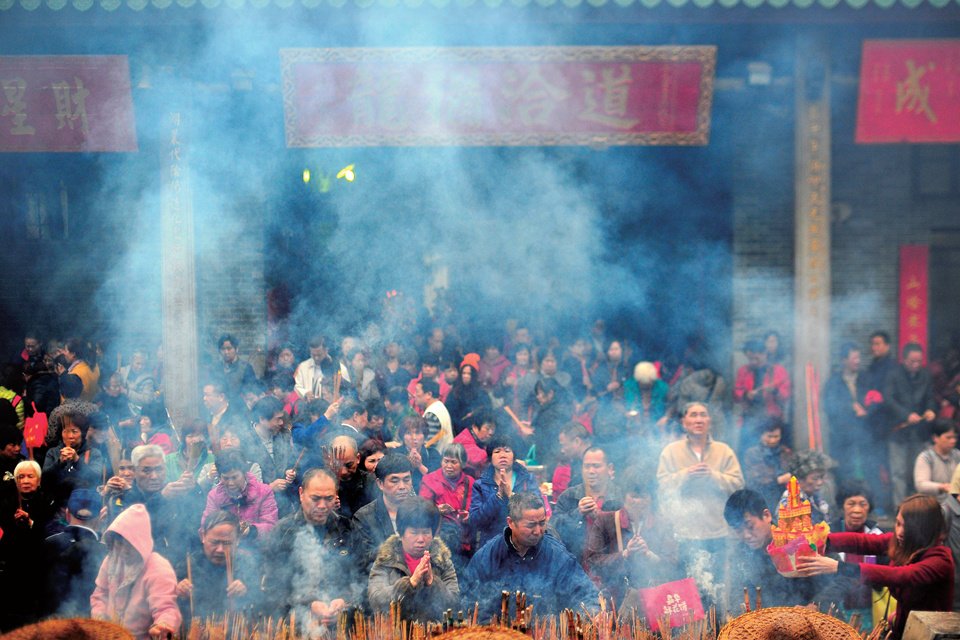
367,534,459,621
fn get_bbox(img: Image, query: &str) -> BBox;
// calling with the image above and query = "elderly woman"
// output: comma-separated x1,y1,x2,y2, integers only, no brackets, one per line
0,460,58,630
815,479,884,628
91,503,181,639
782,449,836,525
367,498,459,621
624,361,670,440
419,443,474,563
200,449,278,541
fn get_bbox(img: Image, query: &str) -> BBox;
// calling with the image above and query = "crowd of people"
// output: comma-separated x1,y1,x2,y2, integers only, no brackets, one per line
0,321,957,639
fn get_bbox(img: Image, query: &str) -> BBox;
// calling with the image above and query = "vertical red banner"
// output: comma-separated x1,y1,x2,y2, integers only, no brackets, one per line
898,245,929,362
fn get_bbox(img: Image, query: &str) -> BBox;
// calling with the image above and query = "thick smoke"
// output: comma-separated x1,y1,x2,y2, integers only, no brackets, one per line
15,11,741,370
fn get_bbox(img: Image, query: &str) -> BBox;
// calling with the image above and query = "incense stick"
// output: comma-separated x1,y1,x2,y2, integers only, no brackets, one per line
186,553,195,619
293,448,307,474
225,541,234,585
503,405,526,431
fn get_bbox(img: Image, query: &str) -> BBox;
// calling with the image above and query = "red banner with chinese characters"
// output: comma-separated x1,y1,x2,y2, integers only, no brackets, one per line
856,40,960,143
281,47,715,147
899,245,929,362
0,56,137,152
637,578,705,632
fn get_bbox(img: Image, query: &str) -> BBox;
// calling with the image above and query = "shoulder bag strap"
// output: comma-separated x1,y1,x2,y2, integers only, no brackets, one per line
615,510,624,552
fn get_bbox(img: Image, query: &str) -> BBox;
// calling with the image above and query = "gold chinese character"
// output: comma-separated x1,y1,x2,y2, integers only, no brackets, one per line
1,77,36,135
896,60,937,124
502,65,569,127
906,276,922,290
52,77,90,135
908,315,921,328
578,65,639,130
906,295,922,310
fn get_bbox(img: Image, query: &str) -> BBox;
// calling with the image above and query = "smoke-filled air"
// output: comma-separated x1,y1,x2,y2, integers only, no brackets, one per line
0,3,957,640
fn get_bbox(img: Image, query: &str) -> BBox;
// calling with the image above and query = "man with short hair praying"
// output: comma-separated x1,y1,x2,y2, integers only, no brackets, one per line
353,452,416,569
550,445,620,561
263,467,361,629
464,491,598,622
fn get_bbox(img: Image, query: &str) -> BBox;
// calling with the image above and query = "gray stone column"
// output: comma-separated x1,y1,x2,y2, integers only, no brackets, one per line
792,39,832,452
161,111,200,431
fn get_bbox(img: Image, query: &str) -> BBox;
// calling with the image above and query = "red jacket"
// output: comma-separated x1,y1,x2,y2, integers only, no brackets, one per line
829,532,954,639
419,468,473,517
419,469,474,550
453,428,488,478
733,364,791,424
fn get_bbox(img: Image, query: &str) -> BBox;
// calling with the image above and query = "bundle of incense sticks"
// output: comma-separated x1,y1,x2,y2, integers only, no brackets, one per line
169,600,892,640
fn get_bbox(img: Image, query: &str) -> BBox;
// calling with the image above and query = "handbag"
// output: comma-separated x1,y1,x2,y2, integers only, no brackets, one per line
23,402,49,459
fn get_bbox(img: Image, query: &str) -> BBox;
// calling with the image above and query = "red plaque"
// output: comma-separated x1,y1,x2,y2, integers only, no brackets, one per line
856,40,960,144
0,56,138,152
281,47,715,147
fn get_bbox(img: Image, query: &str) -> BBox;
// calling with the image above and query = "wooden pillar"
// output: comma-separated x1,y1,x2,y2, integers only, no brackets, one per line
792,39,832,451
161,111,200,430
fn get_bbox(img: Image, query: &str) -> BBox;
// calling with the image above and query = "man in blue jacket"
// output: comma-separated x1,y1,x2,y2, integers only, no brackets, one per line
463,491,598,623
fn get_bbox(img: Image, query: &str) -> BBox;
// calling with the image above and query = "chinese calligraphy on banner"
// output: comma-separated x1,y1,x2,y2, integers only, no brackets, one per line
637,577,705,632
0,56,137,152
856,40,960,143
280,47,715,147
899,245,928,362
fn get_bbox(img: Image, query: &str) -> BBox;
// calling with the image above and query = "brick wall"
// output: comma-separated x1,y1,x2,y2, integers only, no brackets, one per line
729,82,796,371
731,78,960,373
195,194,269,379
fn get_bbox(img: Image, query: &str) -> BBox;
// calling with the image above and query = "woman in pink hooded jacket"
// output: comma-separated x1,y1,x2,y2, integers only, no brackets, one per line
91,504,182,639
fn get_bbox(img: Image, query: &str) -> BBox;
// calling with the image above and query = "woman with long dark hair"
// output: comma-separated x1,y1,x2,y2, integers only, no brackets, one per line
797,493,953,639
444,363,491,435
